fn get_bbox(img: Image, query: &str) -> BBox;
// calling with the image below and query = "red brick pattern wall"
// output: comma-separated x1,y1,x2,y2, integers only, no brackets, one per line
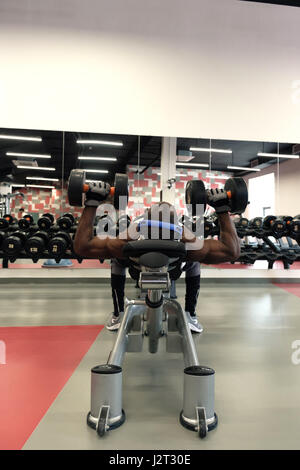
11,167,231,220
11,187,83,220
127,165,231,218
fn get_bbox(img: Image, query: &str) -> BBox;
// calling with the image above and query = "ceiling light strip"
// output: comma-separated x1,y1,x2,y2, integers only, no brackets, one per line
26,177,59,182
17,166,55,171
189,147,232,154
82,169,109,173
78,156,117,161
6,152,51,159
176,162,209,168
227,165,261,172
0,135,42,142
257,152,299,159
26,184,55,189
77,139,123,147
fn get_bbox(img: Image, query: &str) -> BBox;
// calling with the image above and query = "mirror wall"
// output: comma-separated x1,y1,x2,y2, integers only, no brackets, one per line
0,128,64,221
0,126,299,270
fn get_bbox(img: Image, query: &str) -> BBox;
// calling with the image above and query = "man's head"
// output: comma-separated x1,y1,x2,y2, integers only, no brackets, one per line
141,202,180,240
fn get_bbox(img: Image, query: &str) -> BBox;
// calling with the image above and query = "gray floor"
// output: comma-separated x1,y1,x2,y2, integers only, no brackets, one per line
1,282,300,449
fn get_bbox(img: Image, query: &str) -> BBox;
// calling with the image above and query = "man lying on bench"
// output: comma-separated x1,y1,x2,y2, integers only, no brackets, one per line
74,180,239,259
73,182,240,328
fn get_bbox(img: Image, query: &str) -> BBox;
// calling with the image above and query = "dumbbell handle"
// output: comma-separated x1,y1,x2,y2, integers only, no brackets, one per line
206,189,232,201
82,182,115,197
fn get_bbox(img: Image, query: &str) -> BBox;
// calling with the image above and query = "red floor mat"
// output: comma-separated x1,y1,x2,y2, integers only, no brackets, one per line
273,283,300,298
0,325,103,450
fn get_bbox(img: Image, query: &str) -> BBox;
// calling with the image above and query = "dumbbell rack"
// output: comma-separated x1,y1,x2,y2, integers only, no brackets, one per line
203,215,300,269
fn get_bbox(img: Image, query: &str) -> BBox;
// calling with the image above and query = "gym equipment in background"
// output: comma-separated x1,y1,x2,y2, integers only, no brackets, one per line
0,214,17,230
0,192,24,218
2,231,28,256
57,213,75,231
37,213,55,231
18,214,34,230
289,216,300,240
249,217,263,230
25,231,49,258
48,232,72,258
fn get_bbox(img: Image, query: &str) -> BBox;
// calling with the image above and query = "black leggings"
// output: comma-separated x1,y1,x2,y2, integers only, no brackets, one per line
111,260,200,317
184,274,200,316
111,273,126,316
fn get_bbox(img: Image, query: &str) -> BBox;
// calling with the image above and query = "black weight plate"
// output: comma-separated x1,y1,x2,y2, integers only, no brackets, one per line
38,217,51,230
19,215,33,230
185,180,207,217
0,218,9,230
18,219,30,230
63,213,75,224
224,177,248,214
24,215,33,224
3,232,26,255
68,169,86,207
114,173,129,210
272,220,286,234
3,214,13,224
48,237,68,256
44,213,54,224
249,217,262,229
54,231,71,244
263,215,276,229
38,213,54,230
25,232,49,256
57,216,73,230
290,220,300,236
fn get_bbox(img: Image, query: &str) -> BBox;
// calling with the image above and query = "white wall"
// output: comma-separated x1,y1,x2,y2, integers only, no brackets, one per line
244,158,300,218
0,0,300,141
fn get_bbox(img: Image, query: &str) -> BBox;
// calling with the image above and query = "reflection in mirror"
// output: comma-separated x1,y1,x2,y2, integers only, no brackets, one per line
126,136,161,220
1,129,299,271
176,136,299,270
0,127,64,268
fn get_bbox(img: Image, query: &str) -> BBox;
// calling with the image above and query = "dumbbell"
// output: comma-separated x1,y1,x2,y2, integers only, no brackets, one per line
249,217,263,230
279,215,293,224
25,231,49,257
18,214,34,230
2,231,28,256
68,170,129,210
289,216,300,239
233,216,249,229
185,177,248,216
37,213,55,230
262,215,277,231
48,232,71,257
57,213,75,231
263,215,287,237
0,214,17,230
271,217,287,237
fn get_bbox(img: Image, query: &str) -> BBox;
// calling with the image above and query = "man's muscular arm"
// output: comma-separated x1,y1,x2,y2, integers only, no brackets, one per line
73,207,127,259
184,213,240,264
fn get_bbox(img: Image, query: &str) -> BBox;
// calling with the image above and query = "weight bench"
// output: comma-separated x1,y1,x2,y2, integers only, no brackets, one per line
87,239,218,439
